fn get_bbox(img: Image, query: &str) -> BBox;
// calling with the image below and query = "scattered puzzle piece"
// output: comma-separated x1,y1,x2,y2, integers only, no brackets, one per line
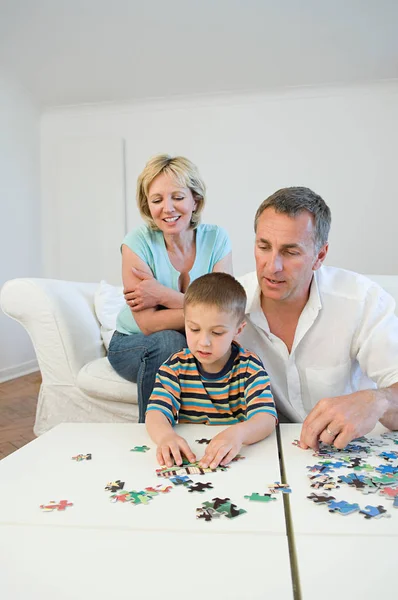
244,493,276,503
328,500,360,516
169,475,193,486
40,500,73,512
230,454,246,462
195,438,211,445
307,493,336,505
130,445,150,453
72,453,92,461
105,480,125,493
144,484,172,494
187,482,214,493
359,505,391,519
268,482,292,494
196,507,226,521
201,497,246,519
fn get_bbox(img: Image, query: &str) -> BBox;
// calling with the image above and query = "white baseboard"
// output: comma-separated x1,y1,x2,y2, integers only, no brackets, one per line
0,359,39,383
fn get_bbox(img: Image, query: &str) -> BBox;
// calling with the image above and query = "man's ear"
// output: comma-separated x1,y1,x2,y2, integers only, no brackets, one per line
235,320,246,339
312,243,329,271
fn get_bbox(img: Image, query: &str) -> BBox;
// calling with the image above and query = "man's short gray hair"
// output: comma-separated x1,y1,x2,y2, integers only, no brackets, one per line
254,187,331,251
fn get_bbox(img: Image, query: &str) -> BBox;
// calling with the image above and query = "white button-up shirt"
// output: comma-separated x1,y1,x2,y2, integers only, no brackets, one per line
238,266,398,422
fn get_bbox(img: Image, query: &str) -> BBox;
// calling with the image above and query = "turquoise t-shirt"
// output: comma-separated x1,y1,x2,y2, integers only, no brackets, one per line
116,224,232,334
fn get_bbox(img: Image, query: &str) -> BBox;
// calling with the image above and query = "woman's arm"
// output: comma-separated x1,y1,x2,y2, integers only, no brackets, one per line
121,245,185,335
212,251,233,275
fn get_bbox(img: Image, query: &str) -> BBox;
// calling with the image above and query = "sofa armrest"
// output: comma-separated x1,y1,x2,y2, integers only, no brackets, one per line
0,278,105,384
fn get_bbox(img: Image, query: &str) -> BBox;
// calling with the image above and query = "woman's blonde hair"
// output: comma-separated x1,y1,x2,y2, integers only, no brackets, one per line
137,154,206,230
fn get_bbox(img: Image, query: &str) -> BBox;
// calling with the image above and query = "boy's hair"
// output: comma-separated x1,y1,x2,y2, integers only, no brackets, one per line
184,273,247,323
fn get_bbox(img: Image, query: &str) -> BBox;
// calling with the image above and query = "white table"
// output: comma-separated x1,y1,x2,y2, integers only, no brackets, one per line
0,423,294,599
279,423,398,599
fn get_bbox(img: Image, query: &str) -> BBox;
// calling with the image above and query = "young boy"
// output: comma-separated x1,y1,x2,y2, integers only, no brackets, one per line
145,273,277,469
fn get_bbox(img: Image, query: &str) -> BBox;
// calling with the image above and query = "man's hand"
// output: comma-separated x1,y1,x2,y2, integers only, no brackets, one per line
156,432,196,468
300,389,389,451
199,427,244,469
124,267,163,311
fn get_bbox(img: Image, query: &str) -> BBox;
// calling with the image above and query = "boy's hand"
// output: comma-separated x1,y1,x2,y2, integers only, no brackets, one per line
199,427,243,469
157,432,196,467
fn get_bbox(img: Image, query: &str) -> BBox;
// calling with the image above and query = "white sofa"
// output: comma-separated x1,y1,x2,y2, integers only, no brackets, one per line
1,274,398,436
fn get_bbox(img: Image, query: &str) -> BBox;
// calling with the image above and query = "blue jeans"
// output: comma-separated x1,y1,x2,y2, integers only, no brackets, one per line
108,330,187,423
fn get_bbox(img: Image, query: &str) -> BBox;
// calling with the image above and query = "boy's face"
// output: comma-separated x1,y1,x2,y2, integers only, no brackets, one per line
185,304,245,373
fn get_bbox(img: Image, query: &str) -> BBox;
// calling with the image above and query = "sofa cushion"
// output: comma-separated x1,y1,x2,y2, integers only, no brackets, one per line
94,280,125,349
77,357,138,404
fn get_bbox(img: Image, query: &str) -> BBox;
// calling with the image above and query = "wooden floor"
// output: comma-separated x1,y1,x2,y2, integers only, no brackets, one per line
0,371,40,459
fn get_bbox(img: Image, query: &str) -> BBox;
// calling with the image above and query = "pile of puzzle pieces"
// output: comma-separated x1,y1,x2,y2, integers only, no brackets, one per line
299,431,398,519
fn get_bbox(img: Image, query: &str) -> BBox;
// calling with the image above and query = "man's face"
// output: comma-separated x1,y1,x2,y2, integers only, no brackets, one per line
254,207,328,305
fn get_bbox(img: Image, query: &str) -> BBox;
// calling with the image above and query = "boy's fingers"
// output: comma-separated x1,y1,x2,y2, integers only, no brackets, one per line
209,447,230,469
220,448,237,466
198,447,215,468
156,447,165,466
171,445,183,466
180,440,196,463
161,446,174,467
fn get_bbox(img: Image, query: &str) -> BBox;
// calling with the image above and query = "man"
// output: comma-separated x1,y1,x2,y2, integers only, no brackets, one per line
239,186,398,450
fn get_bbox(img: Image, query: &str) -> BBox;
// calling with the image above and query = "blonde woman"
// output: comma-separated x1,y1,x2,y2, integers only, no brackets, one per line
108,154,232,421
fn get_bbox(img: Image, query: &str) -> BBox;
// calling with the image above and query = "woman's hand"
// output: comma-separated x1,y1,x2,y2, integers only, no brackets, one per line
124,267,164,311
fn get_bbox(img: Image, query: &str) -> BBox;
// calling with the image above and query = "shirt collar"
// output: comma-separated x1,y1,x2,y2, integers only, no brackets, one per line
246,271,323,334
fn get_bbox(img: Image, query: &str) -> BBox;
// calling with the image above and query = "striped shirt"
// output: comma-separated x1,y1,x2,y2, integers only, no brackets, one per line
147,343,277,425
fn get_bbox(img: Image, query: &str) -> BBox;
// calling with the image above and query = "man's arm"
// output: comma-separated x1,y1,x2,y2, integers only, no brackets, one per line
300,382,398,451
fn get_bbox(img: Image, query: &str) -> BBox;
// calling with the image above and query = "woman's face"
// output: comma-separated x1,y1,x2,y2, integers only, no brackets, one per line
147,172,197,235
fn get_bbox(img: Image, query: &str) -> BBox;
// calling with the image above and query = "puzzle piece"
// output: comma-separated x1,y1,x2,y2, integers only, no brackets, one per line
359,505,391,520
375,464,398,475
230,454,246,462
328,500,360,516
306,464,334,475
268,482,292,494
195,438,211,445
72,453,92,461
110,490,153,505
156,462,229,478
307,493,336,505
379,486,398,499
40,500,73,512
244,493,276,503
105,480,125,493
196,507,226,521
337,473,367,489
169,475,193,486
378,451,398,462
201,497,246,518
309,477,340,490
187,482,214,493
144,484,172,494
130,445,150,452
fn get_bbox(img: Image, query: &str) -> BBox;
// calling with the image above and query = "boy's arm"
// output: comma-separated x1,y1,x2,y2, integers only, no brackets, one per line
145,362,196,467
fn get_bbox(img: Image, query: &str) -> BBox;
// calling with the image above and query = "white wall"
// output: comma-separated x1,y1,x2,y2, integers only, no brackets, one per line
41,81,398,283
0,75,41,381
